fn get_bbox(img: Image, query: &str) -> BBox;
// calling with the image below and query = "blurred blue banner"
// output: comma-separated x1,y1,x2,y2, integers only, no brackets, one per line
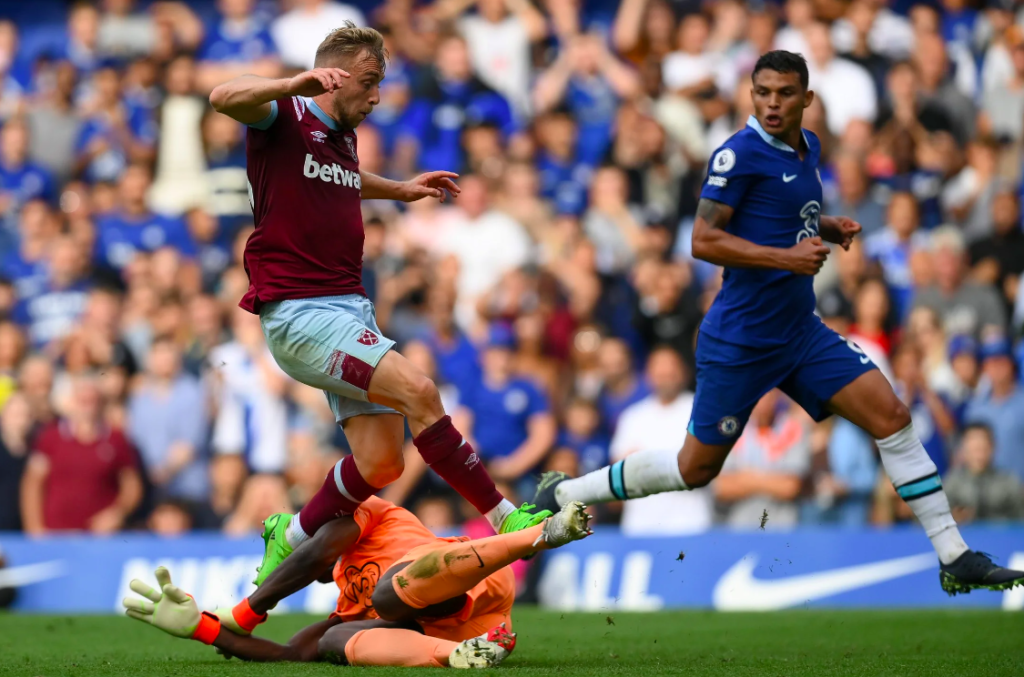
1,527,1022,613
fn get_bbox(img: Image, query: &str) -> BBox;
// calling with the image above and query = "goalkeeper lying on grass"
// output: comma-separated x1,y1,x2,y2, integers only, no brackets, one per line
123,499,591,669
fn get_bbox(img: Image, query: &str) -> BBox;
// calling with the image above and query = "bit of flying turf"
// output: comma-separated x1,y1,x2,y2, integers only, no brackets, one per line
1,607,1022,677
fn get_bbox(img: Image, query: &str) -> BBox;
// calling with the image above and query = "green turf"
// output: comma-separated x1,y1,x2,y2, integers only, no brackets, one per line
1,607,1022,676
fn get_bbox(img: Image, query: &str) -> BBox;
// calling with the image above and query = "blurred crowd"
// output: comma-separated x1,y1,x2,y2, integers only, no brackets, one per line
0,0,1023,539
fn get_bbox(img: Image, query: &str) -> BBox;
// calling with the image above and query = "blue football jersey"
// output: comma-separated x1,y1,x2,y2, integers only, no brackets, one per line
699,115,824,348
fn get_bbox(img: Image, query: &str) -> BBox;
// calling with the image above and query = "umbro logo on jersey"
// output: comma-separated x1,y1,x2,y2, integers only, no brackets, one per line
311,130,327,143
357,329,379,346
782,173,797,183
303,154,361,189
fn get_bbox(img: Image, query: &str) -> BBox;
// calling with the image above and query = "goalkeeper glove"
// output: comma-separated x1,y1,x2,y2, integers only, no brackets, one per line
122,566,221,644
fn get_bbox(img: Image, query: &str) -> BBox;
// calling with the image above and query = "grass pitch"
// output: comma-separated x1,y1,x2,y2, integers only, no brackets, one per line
1,607,1022,677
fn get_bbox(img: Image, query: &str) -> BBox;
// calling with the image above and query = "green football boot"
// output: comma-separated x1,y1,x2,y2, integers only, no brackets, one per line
252,513,294,587
498,503,553,535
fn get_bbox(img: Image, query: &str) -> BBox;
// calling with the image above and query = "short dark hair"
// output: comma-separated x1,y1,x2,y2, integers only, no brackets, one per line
963,422,994,445
752,50,809,90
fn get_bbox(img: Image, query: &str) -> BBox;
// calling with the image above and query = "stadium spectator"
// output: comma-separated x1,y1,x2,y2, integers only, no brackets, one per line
864,192,928,320
942,138,1002,242
0,118,55,223
25,62,81,186
93,164,195,273
20,373,142,534
75,66,157,183
911,226,1007,339
595,337,649,435
980,26,1024,144
18,354,55,426
0,393,32,531
12,235,91,351
906,306,966,406
963,335,1024,481
806,416,878,527
968,190,1024,296
715,389,811,530
200,110,249,229
127,337,208,502
554,397,610,476
847,278,895,376
891,341,954,477
209,307,289,477
634,261,703,370
533,31,640,166
944,423,1024,523
445,0,548,117
581,165,644,275
438,175,532,328
610,345,710,535
397,33,515,175
826,150,887,236
271,0,366,70
196,0,281,94
462,324,555,494
804,21,877,137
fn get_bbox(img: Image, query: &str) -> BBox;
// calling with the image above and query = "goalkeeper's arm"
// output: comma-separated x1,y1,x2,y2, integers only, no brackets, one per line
122,566,330,662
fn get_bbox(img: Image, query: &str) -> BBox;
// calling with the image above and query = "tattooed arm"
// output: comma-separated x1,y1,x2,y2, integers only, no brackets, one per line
691,198,830,275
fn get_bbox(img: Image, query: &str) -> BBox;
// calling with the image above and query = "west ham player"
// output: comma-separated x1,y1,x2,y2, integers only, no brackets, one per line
122,501,592,669
208,24,547,586
534,51,1024,594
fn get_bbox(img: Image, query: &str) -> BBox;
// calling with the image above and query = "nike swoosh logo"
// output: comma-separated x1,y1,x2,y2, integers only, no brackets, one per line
712,552,936,610
782,173,797,183
0,560,67,589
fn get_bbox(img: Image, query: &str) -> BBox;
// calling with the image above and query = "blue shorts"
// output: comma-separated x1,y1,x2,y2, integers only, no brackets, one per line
688,318,877,445
260,294,398,424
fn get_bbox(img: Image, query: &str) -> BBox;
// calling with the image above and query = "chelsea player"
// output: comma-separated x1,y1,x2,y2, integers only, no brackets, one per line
535,51,1023,594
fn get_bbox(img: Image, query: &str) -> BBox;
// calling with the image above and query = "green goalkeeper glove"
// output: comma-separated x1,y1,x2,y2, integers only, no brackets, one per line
122,566,221,644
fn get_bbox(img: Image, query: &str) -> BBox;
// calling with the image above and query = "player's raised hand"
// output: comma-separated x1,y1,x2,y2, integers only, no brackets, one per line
122,566,201,638
786,236,830,275
830,216,862,250
287,68,350,97
400,171,461,203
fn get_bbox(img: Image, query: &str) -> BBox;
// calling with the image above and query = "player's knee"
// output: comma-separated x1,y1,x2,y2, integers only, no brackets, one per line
359,453,405,488
370,581,409,622
876,398,912,439
402,373,441,416
677,454,723,489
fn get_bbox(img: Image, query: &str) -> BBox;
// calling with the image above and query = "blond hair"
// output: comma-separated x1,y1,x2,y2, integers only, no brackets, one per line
314,21,388,72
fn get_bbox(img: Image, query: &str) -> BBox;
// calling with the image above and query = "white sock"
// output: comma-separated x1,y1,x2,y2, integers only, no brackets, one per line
555,450,688,506
284,513,310,549
876,424,969,565
486,498,517,533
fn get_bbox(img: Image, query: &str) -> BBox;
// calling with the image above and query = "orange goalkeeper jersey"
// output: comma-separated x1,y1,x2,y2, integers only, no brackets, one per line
331,496,466,621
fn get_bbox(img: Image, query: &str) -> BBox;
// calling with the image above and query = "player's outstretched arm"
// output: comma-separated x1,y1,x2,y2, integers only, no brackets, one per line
819,215,862,250
692,198,830,275
209,69,350,125
361,170,461,203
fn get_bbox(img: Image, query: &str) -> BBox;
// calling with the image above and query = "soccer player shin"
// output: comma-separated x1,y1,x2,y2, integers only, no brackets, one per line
536,50,1024,596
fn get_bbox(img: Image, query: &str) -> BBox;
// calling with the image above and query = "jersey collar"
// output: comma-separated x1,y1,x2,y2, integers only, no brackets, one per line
746,115,808,154
303,96,340,131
